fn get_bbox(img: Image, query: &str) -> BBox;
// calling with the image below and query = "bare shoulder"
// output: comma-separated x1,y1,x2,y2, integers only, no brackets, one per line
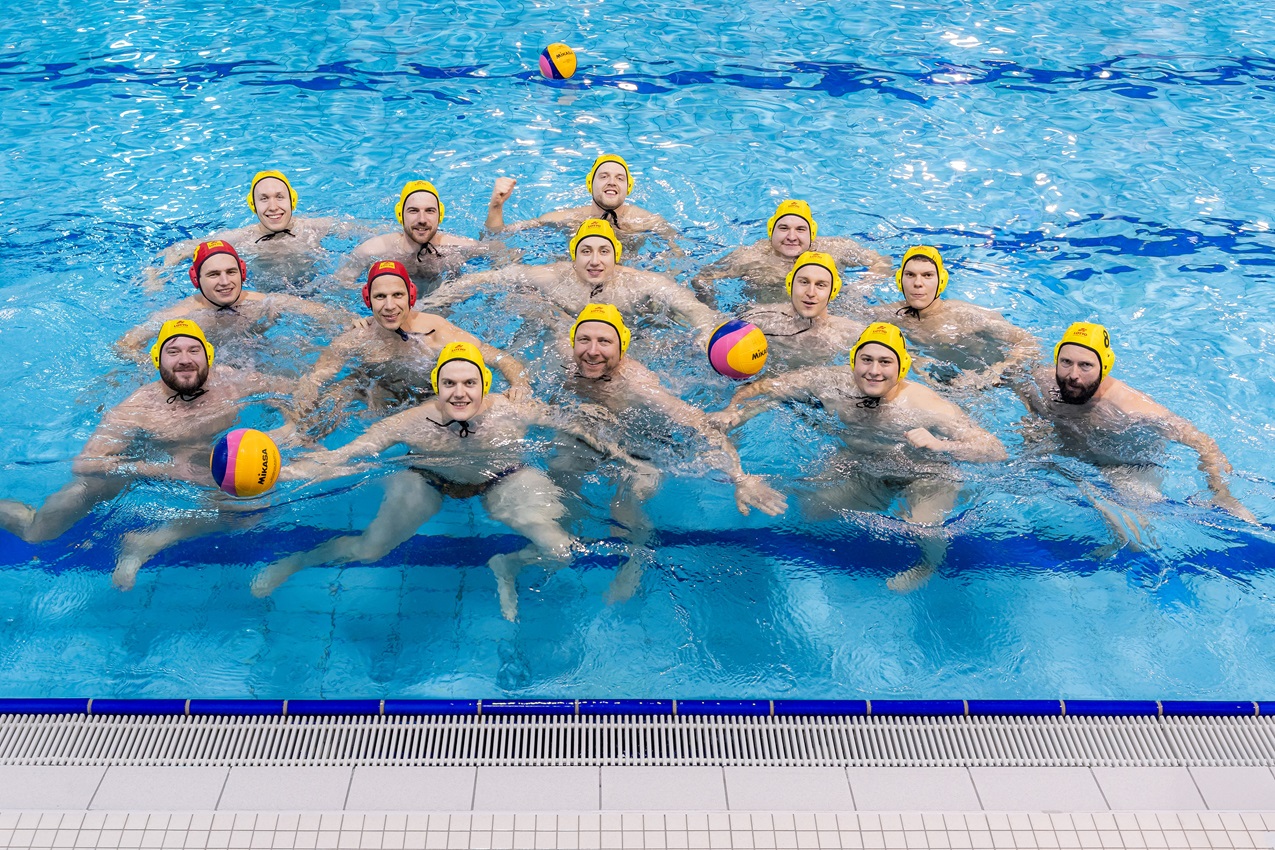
356,232,399,254
897,381,964,417
439,232,481,247
1104,379,1169,418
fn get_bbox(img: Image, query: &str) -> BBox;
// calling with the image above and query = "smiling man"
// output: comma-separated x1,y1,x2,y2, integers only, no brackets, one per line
292,260,528,432
2,319,291,589
693,199,890,306
712,322,1005,591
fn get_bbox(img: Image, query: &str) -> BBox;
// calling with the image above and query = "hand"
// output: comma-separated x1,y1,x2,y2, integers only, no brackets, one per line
140,266,166,293
1214,490,1259,524
350,316,373,330
948,369,996,392
490,177,516,209
734,474,787,517
905,427,946,452
505,382,532,403
577,402,619,425
705,410,739,432
626,462,661,501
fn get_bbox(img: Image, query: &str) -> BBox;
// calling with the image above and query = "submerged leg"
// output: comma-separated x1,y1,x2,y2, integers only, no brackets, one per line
888,478,959,593
1,477,126,543
251,471,442,596
114,514,245,591
483,468,575,621
605,473,656,605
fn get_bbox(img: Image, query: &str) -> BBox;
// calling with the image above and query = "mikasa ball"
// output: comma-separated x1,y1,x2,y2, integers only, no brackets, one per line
707,320,768,380
539,43,577,79
210,428,281,498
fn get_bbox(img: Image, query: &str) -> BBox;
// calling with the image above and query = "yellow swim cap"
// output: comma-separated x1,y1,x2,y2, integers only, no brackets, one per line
430,341,493,396
150,318,215,370
851,322,912,382
246,170,298,213
1054,322,1115,380
569,218,623,262
570,303,631,354
767,200,818,240
784,251,842,301
395,180,445,224
585,154,634,196
895,246,949,296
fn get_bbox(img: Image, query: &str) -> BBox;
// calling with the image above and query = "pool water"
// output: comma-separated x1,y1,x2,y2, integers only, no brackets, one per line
1,0,1274,700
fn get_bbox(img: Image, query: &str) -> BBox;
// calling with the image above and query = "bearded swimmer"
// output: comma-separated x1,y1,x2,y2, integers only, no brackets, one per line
1,320,292,590
711,322,1006,591
484,154,681,249
551,304,787,600
422,218,720,345
348,180,517,293
1011,322,1256,551
293,260,531,432
150,170,357,290
693,200,890,306
737,251,868,371
870,246,1038,391
120,240,350,364
254,342,640,621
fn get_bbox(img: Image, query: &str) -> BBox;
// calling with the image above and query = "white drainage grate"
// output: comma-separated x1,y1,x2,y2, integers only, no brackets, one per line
2,713,1273,767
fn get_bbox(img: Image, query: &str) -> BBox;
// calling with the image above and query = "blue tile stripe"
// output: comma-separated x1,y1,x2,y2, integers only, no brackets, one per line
0,698,1266,717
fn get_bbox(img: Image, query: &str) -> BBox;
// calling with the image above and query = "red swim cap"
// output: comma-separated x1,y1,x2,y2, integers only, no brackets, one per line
189,240,247,289
363,259,417,309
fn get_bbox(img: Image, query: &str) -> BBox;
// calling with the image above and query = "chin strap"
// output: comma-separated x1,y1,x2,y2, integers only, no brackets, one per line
854,396,881,409
427,416,471,438
416,242,441,261
598,207,619,226
166,388,207,404
255,228,295,243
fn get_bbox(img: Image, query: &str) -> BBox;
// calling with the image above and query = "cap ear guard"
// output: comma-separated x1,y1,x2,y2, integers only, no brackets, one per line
395,180,445,225
585,154,634,195
895,246,949,296
189,241,247,289
1054,322,1115,379
766,200,818,241
363,260,418,309
570,303,631,354
431,341,493,396
246,170,298,213
784,251,842,301
851,322,912,382
150,319,216,370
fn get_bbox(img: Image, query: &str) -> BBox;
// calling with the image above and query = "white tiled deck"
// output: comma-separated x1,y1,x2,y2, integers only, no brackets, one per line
3,764,1275,848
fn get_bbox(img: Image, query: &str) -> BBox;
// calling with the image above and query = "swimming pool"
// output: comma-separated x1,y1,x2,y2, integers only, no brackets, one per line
1,0,1273,701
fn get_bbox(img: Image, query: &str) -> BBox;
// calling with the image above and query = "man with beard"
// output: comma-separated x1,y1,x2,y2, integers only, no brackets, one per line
711,322,1006,591
1013,322,1255,544
693,199,890,306
120,240,349,364
422,218,720,345
484,154,681,249
737,251,869,370
0,320,291,589
869,245,1038,391
348,180,515,294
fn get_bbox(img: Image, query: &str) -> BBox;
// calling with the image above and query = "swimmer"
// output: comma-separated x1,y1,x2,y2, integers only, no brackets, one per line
1011,322,1256,552
552,304,787,601
0,320,292,590
347,180,518,294
254,342,640,621
423,218,720,345
120,240,350,364
870,246,1039,391
712,322,1006,591
293,260,531,432
693,200,890,307
484,154,681,248
737,251,868,370
150,170,358,289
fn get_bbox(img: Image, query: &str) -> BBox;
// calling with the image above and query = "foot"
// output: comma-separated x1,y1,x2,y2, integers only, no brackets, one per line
606,551,648,605
250,561,301,597
488,552,523,622
112,555,143,591
886,563,935,594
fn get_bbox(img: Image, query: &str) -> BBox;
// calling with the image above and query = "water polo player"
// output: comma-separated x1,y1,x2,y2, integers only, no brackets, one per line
255,341,642,621
119,240,349,365
737,251,869,370
693,199,890,306
1,319,293,590
870,245,1039,391
1010,322,1255,551
292,260,530,433
484,154,681,248
423,218,721,345
712,322,1006,592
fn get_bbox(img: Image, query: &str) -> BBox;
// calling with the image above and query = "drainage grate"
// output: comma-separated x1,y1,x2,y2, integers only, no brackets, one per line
4,713,1275,767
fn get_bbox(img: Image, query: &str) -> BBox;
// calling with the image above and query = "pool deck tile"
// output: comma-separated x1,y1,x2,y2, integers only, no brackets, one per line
346,767,478,812
969,767,1109,812
847,768,983,812
723,767,853,811
1091,767,1206,811
1188,767,1275,811
0,766,106,810
600,766,728,811
88,766,229,811
217,766,352,811
472,766,600,811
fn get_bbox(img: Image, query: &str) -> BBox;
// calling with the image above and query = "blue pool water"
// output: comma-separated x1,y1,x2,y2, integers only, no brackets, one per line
1,0,1274,700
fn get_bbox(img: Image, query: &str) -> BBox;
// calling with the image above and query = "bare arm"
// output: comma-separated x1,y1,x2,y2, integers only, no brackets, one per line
415,268,504,311
708,367,833,431
115,303,191,363
821,236,892,276
903,397,1008,464
951,313,1042,390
